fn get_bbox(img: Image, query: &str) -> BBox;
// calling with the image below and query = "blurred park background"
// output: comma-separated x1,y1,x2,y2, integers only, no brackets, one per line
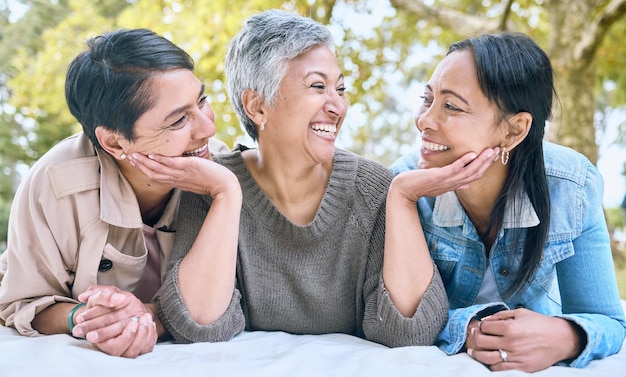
1,0,626,296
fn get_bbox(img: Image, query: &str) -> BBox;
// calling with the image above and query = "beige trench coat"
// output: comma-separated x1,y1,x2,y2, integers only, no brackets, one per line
0,132,227,336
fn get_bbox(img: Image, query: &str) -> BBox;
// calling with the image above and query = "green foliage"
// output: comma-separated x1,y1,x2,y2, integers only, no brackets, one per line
607,206,626,231
1,0,625,249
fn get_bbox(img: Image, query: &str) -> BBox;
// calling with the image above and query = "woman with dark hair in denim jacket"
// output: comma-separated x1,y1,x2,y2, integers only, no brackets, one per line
390,32,626,372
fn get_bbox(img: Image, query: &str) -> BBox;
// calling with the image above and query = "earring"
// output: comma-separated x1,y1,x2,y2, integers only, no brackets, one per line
120,153,127,160
260,121,265,131
500,147,510,166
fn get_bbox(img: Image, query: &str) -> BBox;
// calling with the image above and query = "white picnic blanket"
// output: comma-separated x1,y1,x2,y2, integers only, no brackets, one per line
1,302,625,377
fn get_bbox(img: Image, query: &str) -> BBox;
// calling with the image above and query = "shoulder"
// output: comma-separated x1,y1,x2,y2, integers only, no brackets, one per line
389,151,421,176
334,148,392,185
18,133,100,199
543,141,603,190
334,149,391,213
543,141,604,208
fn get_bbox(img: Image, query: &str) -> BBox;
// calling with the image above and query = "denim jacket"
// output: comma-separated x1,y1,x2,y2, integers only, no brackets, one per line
390,141,626,368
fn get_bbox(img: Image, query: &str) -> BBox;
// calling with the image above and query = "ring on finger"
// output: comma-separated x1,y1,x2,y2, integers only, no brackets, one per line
130,316,139,322
499,348,508,363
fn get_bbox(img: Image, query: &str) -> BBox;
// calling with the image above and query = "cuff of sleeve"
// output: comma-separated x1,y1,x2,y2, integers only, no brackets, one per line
157,261,245,344
374,265,449,346
438,302,509,355
555,314,597,368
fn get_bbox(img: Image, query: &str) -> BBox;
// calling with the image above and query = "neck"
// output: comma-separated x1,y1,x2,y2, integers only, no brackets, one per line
118,160,174,227
456,163,508,244
242,149,332,225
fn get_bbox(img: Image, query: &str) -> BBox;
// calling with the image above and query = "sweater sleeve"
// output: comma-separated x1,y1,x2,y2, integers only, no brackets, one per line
361,200,448,347
356,157,448,346
157,191,244,343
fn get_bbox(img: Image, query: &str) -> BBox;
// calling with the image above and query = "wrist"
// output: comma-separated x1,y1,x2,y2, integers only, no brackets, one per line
67,303,86,336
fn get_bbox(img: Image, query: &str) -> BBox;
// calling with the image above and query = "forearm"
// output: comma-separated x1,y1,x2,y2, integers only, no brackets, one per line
32,302,84,335
383,178,434,317
178,189,242,324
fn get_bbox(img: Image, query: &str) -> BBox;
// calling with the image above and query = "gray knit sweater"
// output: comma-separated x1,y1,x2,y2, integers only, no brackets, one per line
158,146,448,346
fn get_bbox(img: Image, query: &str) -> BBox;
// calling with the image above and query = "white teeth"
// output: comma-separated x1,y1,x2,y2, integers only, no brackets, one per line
311,124,337,136
183,143,207,156
422,140,449,151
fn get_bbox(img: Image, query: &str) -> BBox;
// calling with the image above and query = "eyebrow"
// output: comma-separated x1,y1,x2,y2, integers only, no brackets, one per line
305,71,344,81
425,84,469,106
163,83,205,122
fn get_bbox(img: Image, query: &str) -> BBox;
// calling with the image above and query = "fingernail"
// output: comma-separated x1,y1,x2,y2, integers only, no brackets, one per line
486,149,494,158
141,314,152,326
86,331,99,342
130,319,139,333
73,326,84,337
148,154,154,159
467,348,473,357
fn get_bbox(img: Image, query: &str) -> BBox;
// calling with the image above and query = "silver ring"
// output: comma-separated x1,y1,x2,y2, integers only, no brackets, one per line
499,348,508,363
130,316,139,322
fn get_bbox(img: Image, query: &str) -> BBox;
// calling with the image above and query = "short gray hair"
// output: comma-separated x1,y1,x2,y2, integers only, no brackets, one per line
225,9,334,141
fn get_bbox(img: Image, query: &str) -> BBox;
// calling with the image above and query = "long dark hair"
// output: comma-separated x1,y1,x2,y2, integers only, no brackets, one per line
448,32,555,297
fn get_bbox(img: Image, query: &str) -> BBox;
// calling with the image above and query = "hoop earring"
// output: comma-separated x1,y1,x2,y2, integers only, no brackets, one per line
500,147,510,166
260,121,265,132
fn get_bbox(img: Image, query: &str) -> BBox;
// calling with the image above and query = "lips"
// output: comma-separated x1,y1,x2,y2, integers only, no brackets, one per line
422,140,450,151
183,143,208,157
310,123,337,137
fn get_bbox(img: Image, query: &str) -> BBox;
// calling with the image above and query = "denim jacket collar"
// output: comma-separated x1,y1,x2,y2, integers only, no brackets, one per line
433,190,540,229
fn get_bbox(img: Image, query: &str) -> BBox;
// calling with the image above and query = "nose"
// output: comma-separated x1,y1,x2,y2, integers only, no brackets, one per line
415,105,437,133
324,89,347,118
195,102,216,139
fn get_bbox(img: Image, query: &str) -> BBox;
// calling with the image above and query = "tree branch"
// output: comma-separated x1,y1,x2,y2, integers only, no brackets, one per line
498,0,515,31
389,0,501,35
575,0,626,66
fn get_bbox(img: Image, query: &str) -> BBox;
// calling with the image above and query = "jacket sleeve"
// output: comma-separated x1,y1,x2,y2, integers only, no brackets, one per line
435,303,509,354
0,169,82,336
157,191,244,343
553,164,626,367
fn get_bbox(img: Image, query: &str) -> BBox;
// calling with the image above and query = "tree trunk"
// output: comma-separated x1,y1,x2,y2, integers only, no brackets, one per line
545,0,598,163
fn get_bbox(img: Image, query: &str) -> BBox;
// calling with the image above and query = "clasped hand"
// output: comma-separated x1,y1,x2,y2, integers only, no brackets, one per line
72,285,157,358
465,308,583,372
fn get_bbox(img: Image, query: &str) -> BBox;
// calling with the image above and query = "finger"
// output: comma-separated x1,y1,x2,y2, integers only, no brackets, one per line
83,288,128,310
73,305,133,338
122,313,157,358
468,347,509,366
130,152,186,176
482,310,516,321
93,318,140,357
83,317,130,343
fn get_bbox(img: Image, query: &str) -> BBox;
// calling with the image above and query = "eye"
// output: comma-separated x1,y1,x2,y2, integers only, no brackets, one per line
198,95,208,108
311,83,326,90
445,101,462,112
170,115,188,129
419,94,433,107
336,85,346,97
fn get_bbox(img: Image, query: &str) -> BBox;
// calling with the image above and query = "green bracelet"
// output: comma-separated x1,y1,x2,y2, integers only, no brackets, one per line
67,303,85,335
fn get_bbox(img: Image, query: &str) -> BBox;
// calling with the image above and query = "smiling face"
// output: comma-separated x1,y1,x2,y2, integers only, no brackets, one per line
262,45,347,164
118,69,216,160
415,50,508,169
